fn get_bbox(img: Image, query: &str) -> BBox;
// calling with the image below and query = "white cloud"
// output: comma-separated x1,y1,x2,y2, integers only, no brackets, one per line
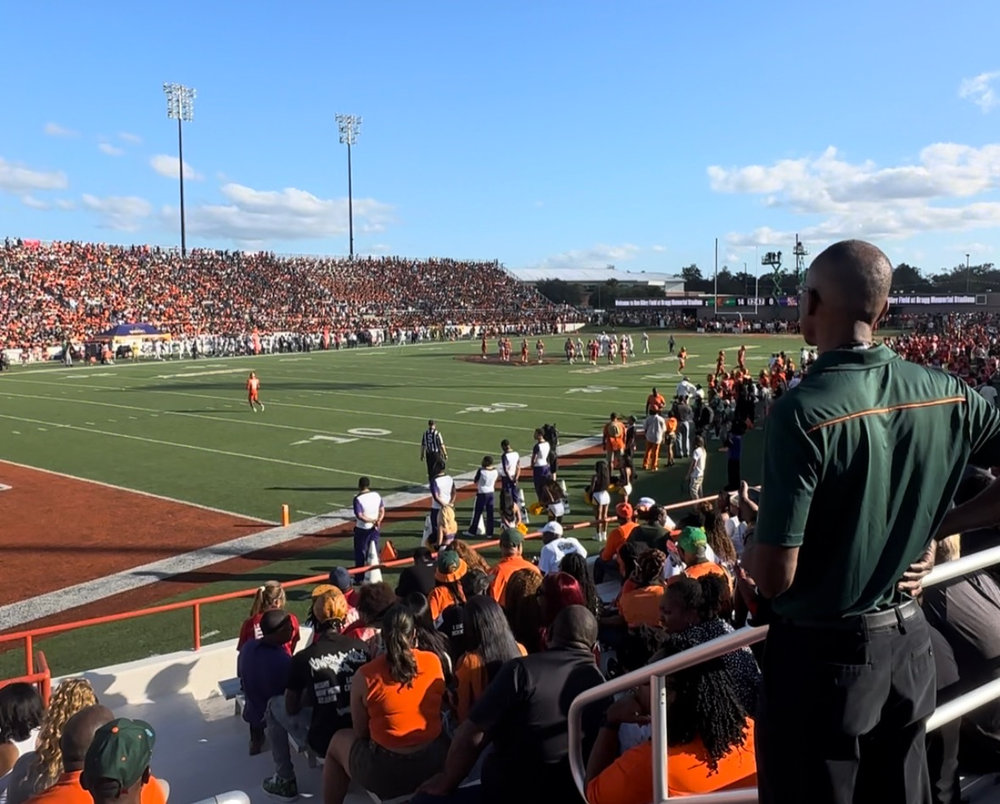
708,143,1000,247
81,194,152,231
21,195,50,210
98,143,124,157
44,122,79,138
0,158,68,193
651,244,666,252
150,154,203,181
528,243,641,271
172,183,395,243
959,71,1000,112
118,132,142,144
55,198,76,211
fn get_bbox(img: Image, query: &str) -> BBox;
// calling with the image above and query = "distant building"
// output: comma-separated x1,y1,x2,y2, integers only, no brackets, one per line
511,266,685,304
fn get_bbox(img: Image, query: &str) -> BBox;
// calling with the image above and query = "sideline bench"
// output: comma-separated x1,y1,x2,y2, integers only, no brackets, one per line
217,678,244,717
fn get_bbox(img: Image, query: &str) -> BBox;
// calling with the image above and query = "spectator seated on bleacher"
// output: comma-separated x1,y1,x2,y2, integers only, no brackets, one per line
394,549,437,600
323,605,450,804
558,553,604,620
501,569,544,654
73,711,167,804
437,571,491,665
6,679,99,804
584,633,757,803
261,588,370,801
343,582,397,656
413,606,608,804
239,611,294,756
593,504,636,584
453,597,527,724
653,575,760,716
0,683,43,791
0,239,579,355
237,581,300,657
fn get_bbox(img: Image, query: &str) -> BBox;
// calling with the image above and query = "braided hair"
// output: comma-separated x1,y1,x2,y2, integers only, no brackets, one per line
661,632,749,773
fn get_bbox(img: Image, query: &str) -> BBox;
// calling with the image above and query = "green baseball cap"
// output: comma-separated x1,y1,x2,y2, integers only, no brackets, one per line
82,718,156,792
677,526,708,555
499,527,524,548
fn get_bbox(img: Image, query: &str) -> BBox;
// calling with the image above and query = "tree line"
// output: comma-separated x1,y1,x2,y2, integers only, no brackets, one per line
533,261,997,308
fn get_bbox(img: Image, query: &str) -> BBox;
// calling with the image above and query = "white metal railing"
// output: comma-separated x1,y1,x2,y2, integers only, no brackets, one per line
568,542,1000,803
187,791,250,804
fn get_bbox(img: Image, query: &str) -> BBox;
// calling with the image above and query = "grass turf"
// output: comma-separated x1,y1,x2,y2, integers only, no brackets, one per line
0,330,805,678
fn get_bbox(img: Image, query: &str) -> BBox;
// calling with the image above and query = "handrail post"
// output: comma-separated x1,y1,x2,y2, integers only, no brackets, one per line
651,673,669,802
193,604,202,651
25,634,34,676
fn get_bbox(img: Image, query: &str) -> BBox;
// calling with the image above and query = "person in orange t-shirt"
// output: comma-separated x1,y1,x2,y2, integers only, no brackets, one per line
58,709,168,804
666,527,732,593
585,636,756,804
617,549,667,629
246,371,264,412
488,528,540,607
594,503,637,584
323,605,449,804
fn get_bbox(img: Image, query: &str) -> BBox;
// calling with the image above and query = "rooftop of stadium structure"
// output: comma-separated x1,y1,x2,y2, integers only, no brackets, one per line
510,266,685,287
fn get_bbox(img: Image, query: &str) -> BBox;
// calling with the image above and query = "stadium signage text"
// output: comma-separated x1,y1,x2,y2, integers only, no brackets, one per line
887,295,980,305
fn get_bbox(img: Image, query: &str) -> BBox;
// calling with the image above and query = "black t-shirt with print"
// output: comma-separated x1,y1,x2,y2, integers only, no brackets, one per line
286,630,370,755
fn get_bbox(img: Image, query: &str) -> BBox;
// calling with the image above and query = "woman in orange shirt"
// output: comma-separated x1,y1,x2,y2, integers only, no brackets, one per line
323,605,450,804
585,634,756,803
453,597,526,722
427,550,468,624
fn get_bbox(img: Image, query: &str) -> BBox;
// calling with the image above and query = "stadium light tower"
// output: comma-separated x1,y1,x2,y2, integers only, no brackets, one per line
163,82,195,257
336,113,362,259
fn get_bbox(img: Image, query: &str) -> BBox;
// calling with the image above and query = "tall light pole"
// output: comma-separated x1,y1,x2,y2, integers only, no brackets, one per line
163,83,195,257
967,253,971,292
336,114,362,259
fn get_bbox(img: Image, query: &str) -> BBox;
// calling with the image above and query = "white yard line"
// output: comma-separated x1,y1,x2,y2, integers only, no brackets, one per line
0,390,487,456
0,413,420,487
0,458,274,524
0,436,602,630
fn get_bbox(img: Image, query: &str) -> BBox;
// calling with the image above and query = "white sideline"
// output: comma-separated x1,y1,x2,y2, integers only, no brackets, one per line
0,436,601,630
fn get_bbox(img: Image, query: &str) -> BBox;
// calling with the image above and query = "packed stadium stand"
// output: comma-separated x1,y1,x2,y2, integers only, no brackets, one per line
0,239,579,349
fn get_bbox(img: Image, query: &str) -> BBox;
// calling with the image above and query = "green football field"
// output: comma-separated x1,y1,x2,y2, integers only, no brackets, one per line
0,330,805,677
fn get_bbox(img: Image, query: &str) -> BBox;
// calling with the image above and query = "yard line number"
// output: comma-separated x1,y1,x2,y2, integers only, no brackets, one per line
457,402,528,415
565,385,618,394
291,427,392,446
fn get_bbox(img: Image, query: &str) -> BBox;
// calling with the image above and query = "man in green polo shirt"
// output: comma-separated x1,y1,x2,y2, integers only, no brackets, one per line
748,239,1000,804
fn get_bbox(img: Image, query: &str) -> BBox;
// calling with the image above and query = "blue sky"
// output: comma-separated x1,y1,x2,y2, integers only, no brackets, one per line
4,1,1000,276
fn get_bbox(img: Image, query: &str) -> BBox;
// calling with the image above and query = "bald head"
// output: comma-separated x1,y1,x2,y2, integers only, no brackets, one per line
808,240,892,325
61,704,114,769
548,605,598,650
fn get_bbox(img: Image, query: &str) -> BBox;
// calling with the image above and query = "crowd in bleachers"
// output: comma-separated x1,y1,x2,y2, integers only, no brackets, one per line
0,239,578,351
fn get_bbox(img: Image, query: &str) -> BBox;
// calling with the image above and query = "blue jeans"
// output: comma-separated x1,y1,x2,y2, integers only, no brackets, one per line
265,696,312,781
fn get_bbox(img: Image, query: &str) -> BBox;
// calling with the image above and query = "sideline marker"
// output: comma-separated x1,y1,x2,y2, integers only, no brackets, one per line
281,504,290,527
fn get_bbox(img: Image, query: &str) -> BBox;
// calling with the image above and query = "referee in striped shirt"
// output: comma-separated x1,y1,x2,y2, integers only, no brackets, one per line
420,420,448,479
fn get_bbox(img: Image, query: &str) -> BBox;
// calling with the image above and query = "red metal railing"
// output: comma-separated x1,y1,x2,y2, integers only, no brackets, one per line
0,495,716,682
0,650,51,707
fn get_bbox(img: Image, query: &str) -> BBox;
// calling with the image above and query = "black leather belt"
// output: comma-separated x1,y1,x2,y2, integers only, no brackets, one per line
779,597,920,632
